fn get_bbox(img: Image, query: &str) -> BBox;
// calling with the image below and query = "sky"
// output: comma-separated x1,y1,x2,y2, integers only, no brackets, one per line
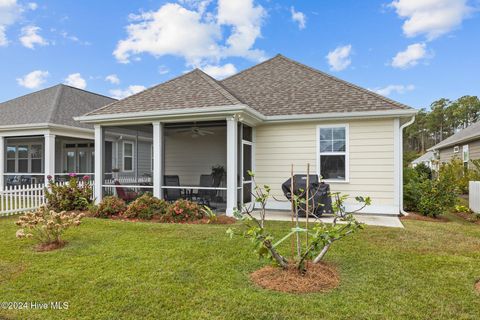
0,0,479,109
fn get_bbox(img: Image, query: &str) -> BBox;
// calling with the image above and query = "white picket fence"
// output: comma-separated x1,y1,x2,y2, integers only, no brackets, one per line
0,181,95,217
469,181,480,213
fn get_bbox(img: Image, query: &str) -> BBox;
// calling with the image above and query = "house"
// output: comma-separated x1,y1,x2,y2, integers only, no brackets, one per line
428,121,480,168
0,84,115,188
411,151,435,169
76,54,417,216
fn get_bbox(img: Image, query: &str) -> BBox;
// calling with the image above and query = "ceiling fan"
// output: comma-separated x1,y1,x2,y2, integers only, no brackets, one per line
175,125,215,138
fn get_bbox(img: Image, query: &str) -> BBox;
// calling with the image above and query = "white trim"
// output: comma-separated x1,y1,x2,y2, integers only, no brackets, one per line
393,118,400,213
316,124,349,183
453,146,459,153
122,141,134,172
44,134,55,185
76,104,417,125
399,116,416,216
463,144,469,163
152,121,163,198
94,125,104,203
226,116,238,216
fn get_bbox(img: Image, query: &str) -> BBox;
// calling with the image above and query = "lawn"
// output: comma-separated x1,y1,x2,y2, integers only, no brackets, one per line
0,215,480,319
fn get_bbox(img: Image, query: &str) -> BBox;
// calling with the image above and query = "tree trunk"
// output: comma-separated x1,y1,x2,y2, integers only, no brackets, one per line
264,239,288,269
313,243,331,264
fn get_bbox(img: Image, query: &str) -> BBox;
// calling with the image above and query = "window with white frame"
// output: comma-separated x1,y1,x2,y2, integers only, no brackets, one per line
463,145,469,163
123,141,134,172
5,143,43,173
318,125,348,181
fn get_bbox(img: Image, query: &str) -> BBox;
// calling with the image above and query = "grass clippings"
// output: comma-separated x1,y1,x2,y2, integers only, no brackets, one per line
250,262,339,294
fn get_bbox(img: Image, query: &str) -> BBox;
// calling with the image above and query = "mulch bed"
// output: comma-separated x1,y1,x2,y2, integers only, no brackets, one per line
453,211,480,224
400,212,449,222
35,241,66,252
250,262,339,294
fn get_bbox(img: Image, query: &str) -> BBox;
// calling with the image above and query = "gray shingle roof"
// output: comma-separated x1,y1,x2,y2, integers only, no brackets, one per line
87,69,244,116
0,84,116,129
412,151,434,164
429,121,480,150
221,55,412,116
85,54,414,118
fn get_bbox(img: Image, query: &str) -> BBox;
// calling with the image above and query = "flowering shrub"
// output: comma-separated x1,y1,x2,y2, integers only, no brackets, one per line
15,206,84,247
162,199,203,223
45,175,93,211
93,196,127,218
123,193,168,220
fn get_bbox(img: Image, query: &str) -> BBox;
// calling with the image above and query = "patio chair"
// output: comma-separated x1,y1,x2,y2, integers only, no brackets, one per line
114,180,138,202
164,175,183,201
192,174,216,206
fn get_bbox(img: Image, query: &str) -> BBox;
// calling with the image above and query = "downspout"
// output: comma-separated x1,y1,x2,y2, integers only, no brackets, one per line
399,116,416,216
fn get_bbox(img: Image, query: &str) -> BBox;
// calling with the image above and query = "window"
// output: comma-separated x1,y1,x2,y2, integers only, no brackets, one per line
317,125,348,181
453,146,459,153
463,145,469,164
123,141,134,172
5,143,43,173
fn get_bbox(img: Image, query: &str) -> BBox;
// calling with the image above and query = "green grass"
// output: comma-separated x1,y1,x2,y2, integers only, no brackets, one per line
1,215,480,319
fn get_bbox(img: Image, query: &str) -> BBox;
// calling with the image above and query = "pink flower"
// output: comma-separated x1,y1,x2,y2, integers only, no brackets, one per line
82,176,90,181
69,173,77,178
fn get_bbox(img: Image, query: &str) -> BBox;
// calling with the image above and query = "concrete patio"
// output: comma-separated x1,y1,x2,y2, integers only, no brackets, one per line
252,210,404,228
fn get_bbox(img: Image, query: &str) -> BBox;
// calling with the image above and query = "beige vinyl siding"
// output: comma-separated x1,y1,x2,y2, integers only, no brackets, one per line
439,139,480,164
469,140,480,160
254,118,396,208
439,146,458,163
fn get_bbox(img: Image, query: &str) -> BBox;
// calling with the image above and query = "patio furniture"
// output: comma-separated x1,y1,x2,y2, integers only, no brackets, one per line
164,175,183,201
191,174,216,206
114,180,138,202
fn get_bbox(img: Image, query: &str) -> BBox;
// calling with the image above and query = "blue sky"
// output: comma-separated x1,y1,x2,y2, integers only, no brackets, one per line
0,0,479,109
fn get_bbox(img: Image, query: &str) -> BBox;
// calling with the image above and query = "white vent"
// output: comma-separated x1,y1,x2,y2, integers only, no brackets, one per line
453,146,459,153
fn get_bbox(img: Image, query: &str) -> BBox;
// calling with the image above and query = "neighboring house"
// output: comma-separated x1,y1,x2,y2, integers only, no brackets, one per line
411,151,435,169
428,121,480,168
76,54,417,216
0,84,115,188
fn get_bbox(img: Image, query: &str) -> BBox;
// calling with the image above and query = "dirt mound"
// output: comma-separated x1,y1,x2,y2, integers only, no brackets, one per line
250,262,339,294
35,241,65,252
475,280,480,293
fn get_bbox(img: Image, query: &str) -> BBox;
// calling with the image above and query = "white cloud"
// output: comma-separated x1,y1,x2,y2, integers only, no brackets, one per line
114,0,266,66
64,73,87,89
290,6,306,30
105,74,120,84
390,0,473,40
16,70,49,89
326,45,352,71
19,25,48,49
372,84,415,96
109,85,146,99
158,65,170,75
391,42,429,68
0,0,21,46
201,63,237,79
27,2,37,10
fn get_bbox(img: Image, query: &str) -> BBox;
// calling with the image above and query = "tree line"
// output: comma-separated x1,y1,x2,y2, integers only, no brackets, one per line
404,95,480,154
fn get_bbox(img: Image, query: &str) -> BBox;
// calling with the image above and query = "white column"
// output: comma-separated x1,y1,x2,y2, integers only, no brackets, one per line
153,121,164,199
0,136,4,191
94,125,104,203
226,116,238,216
44,133,56,186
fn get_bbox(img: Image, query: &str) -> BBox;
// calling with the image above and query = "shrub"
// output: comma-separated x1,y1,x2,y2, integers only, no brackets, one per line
414,163,432,179
417,170,458,217
403,167,426,212
45,175,93,211
93,196,127,218
15,206,84,247
123,193,168,220
162,199,203,223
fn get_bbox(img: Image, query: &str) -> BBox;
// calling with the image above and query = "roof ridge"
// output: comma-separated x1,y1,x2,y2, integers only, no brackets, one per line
83,69,201,117
221,54,279,82
275,55,412,110
47,85,65,124
194,69,243,105
60,84,117,101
